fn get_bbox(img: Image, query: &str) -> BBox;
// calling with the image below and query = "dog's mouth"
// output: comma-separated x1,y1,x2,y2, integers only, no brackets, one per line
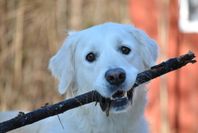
99,89,134,116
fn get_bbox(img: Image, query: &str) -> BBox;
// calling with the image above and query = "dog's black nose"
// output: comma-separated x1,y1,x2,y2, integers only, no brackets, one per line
105,68,126,86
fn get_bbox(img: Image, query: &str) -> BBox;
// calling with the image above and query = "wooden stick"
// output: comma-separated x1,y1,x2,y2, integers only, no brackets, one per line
0,51,196,132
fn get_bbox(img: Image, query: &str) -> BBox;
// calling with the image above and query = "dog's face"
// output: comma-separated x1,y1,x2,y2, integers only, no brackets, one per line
49,23,158,113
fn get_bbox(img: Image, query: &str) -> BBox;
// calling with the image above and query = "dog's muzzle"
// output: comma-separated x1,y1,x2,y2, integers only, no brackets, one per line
98,68,134,116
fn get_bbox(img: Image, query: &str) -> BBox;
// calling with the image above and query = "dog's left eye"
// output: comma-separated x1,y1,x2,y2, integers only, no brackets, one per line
86,52,96,62
120,46,131,55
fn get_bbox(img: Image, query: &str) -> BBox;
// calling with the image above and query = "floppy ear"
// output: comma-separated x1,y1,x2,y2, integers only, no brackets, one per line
48,34,76,95
132,28,159,68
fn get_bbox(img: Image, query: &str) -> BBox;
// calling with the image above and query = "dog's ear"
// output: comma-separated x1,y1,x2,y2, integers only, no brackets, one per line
132,28,159,68
48,33,77,95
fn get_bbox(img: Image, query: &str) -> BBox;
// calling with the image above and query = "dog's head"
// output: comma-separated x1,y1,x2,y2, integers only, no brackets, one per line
49,23,158,113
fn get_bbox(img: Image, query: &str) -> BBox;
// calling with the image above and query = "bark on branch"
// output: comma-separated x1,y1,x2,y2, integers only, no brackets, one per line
0,51,196,132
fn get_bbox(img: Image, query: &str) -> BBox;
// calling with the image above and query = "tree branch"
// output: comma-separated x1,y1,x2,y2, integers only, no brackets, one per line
0,51,196,132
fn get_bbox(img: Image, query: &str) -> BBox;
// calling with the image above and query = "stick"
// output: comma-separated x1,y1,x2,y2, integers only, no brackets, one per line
0,51,196,132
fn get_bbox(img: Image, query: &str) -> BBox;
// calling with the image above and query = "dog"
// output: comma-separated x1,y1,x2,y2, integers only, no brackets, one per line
0,22,158,133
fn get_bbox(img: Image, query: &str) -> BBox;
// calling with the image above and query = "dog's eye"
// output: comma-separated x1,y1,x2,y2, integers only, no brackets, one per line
86,52,96,62
120,46,131,55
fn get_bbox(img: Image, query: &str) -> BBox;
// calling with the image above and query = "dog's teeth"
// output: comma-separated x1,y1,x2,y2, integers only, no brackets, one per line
124,92,127,97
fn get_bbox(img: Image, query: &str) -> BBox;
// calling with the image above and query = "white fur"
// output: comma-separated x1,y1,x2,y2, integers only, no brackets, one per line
0,23,158,133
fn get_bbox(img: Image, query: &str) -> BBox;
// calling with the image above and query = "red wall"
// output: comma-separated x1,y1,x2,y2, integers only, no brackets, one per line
129,0,198,133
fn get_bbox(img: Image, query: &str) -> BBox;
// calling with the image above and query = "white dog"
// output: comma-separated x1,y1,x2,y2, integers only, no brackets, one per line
1,23,158,133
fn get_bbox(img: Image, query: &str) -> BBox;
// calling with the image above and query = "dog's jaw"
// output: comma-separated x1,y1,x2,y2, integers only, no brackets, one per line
110,97,130,113
98,88,134,116
111,89,134,112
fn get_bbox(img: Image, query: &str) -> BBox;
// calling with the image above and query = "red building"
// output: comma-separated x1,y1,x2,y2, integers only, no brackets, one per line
130,0,198,133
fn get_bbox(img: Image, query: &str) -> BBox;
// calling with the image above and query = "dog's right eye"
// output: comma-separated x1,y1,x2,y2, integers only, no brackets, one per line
120,46,131,55
86,52,96,62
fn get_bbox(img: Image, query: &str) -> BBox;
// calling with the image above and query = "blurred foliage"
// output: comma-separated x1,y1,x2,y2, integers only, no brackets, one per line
0,0,129,110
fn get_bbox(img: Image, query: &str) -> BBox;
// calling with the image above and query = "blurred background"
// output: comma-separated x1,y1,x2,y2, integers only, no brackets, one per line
0,0,197,133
